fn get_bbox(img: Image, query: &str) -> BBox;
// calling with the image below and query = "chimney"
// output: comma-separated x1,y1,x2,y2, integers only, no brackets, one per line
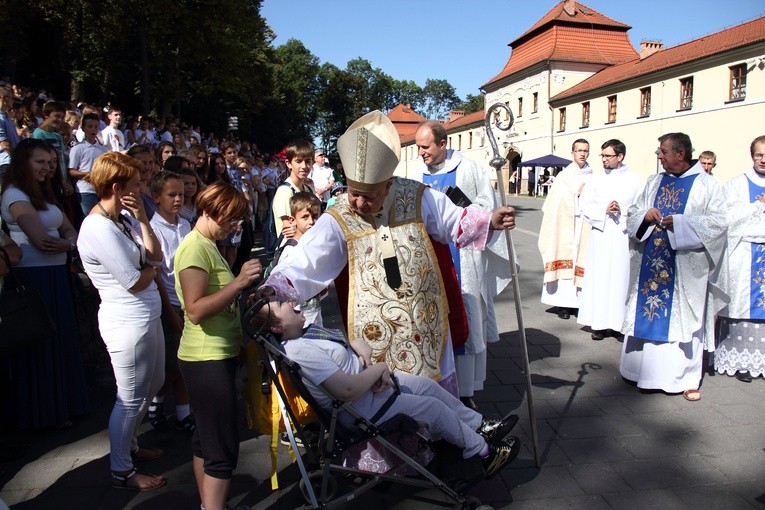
640,40,664,59
563,0,576,16
447,110,465,123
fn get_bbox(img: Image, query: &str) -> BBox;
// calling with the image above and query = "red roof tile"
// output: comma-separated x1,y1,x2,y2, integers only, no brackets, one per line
387,103,428,141
387,103,426,123
551,16,765,103
483,1,637,89
400,110,484,145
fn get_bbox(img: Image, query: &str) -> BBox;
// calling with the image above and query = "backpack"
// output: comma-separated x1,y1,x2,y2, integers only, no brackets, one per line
262,237,298,280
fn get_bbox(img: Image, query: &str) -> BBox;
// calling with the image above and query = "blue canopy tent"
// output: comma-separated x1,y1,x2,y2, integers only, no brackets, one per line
514,154,572,195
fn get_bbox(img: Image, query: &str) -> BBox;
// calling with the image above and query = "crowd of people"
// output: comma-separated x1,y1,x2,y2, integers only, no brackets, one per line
538,134,764,403
11,79,760,507
0,82,523,509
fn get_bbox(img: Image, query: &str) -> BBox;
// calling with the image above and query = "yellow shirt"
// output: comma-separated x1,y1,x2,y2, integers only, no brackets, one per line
175,230,241,361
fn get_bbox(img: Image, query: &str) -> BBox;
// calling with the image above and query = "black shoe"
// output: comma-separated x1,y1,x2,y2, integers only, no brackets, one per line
591,330,605,340
557,308,570,320
477,413,519,444
481,436,520,479
148,402,169,431
461,396,479,411
735,371,753,383
175,414,196,432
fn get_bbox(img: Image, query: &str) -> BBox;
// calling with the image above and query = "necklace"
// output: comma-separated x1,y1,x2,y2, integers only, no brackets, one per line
98,202,145,266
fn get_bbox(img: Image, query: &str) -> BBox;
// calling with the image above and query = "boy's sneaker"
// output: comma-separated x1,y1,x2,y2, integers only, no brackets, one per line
477,413,519,444
481,436,521,479
279,432,304,448
148,402,169,431
175,414,196,432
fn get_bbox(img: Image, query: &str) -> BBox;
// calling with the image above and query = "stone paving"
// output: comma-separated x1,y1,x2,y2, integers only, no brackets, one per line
1,196,763,509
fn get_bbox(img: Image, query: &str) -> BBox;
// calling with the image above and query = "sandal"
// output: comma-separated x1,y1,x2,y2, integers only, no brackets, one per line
111,467,166,491
682,389,701,402
131,446,164,461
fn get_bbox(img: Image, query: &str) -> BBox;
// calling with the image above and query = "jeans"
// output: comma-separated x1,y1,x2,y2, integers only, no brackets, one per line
77,192,99,217
100,315,165,472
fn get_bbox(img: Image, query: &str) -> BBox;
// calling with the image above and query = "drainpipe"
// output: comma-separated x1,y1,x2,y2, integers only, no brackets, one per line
548,61,554,154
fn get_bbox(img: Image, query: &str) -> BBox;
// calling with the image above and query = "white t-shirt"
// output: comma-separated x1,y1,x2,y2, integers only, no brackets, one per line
150,213,191,307
310,165,334,202
0,185,67,267
78,213,161,321
283,330,361,411
101,125,126,152
69,140,107,194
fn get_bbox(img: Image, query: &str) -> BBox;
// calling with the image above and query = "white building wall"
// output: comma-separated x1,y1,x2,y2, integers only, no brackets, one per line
398,46,765,190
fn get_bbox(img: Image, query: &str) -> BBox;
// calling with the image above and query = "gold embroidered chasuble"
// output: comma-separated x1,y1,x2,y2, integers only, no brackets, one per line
326,178,449,381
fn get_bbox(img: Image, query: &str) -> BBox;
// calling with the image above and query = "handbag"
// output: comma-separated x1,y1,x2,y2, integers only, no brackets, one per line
0,248,57,355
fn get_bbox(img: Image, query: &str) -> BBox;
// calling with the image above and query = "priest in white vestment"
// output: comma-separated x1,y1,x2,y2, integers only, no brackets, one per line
538,139,592,320
414,121,512,409
620,133,726,400
713,135,765,382
261,111,517,397
577,139,642,340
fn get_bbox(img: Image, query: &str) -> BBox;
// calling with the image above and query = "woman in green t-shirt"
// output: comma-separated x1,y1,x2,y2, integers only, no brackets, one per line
175,181,261,510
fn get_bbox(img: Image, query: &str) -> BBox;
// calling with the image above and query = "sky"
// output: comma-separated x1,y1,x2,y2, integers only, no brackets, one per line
261,0,765,102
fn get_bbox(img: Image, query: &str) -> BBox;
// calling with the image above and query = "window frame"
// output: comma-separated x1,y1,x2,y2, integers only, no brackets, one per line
679,77,693,110
639,87,651,118
607,95,617,123
581,101,590,128
729,64,747,101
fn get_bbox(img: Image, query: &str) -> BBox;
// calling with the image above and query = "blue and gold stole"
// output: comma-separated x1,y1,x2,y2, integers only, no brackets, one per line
747,178,765,319
634,173,698,342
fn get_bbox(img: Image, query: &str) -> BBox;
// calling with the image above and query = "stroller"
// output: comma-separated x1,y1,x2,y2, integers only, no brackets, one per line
242,297,499,510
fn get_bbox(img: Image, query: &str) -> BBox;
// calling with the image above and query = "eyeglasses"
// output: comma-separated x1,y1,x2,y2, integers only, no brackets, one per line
600,154,617,159
754,154,765,161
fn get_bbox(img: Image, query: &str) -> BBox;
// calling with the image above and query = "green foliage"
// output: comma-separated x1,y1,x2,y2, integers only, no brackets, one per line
459,93,485,114
421,79,461,120
4,4,470,150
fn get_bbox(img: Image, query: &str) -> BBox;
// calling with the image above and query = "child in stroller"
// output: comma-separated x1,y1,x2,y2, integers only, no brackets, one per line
252,299,521,480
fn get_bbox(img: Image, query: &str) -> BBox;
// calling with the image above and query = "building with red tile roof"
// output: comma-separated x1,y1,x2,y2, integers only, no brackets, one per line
398,1,765,189
387,103,427,141
482,0,637,92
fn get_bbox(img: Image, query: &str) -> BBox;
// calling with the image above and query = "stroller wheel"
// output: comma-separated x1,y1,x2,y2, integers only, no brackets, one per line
299,472,337,504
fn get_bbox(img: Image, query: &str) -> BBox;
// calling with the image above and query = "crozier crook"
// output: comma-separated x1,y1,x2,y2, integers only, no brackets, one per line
485,102,540,468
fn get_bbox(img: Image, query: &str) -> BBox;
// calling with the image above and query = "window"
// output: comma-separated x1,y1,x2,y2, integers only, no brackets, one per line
458,134,462,151
640,87,651,117
468,131,473,149
730,64,746,100
559,107,566,132
532,92,538,113
517,97,523,117
448,136,452,149
680,77,693,109
607,96,617,123
581,102,590,128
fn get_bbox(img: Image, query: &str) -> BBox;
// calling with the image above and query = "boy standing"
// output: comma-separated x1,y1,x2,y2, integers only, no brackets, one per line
101,107,125,152
272,140,315,237
69,113,107,217
280,192,324,326
32,100,73,196
148,171,195,432
253,300,520,479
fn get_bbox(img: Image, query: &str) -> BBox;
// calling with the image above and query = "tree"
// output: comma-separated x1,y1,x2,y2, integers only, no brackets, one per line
390,80,425,113
459,93,485,114
421,78,461,120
